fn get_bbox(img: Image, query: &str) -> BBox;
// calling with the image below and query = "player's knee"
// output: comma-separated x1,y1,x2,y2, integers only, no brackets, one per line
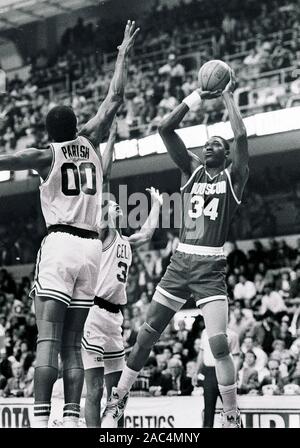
61,330,83,370
208,333,230,360
35,320,63,368
86,387,103,404
136,322,161,349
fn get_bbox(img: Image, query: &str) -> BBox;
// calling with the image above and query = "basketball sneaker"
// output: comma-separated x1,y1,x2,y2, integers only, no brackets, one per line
221,409,242,428
101,387,129,428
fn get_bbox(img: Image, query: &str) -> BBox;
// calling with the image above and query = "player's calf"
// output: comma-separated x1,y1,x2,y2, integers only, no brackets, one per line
85,367,104,428
61,329,84,427
33,319,63,428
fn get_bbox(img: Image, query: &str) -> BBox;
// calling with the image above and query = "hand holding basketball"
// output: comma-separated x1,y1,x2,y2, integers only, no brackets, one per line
198,60,231,92
196,88,222,100
222,68,237,94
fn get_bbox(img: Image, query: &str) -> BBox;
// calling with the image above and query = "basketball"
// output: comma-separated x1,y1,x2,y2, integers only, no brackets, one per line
198,60,231,92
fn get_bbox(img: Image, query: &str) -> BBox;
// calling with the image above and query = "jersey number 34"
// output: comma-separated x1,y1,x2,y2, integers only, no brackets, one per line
189,196,219,221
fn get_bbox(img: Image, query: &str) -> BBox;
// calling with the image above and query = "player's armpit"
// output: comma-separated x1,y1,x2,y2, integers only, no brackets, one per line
227,161,249,202
187,150,202,172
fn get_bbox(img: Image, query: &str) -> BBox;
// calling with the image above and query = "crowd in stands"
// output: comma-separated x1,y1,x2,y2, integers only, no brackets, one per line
1,234,300,399
1,0,300,150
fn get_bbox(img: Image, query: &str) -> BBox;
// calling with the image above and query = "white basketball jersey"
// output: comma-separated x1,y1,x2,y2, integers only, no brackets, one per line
40,135,102,232
96,231,132,305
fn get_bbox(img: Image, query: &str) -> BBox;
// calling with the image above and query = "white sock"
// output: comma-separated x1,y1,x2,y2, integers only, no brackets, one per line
218,383,237,413
117,366,139,397
33,403,51,428
63,403,80,428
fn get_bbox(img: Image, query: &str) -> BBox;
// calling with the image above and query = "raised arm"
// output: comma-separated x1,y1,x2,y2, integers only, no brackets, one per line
128,187,163,248
79,20,139,148
0,148,51,175
102,119,118,184
158,88,221,181
222,69,249,199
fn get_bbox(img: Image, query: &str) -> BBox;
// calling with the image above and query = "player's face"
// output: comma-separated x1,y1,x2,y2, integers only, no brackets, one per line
203,137,226,168
108,201,123,226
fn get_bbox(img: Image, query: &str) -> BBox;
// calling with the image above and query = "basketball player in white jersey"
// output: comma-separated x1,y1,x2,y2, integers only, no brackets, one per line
0,21,139,428
81,122,163,427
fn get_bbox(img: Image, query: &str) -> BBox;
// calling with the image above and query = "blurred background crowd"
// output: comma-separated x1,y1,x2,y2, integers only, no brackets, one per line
2,0,300,149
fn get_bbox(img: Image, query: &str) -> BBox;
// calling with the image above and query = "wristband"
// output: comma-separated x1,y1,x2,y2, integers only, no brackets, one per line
182,90,202,109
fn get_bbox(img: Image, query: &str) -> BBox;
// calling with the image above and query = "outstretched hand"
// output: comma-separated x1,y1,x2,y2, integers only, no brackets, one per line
118,20,140,55
196,88,222,100
223,68,237,94
146,187,163,206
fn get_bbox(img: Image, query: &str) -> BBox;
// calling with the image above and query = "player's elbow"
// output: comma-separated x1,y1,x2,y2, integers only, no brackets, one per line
109,91,124,105
158,118,173,135
236,129,247,142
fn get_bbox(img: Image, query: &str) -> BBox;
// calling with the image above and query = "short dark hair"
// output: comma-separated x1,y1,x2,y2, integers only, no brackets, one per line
245,350,256,360
46,106,77,142
214,135,230,155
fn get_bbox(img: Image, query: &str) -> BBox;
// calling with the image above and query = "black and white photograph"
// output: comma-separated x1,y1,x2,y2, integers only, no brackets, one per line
0,0,299,434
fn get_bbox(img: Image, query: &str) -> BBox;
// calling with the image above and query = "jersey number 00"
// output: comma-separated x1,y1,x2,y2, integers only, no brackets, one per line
61,162,96,196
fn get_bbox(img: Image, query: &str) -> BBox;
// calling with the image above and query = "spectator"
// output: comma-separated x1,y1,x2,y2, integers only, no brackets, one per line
158,54,185,96
241,335,268,373
228,304,254,343
249,311,281,354
290,329,300,358
3,361,27,397
130,306,144,332
160,357,193,396
260,359,288,395
279,349,297,382
259,282,287,320
279,316,294,348
233,274,257,307
162,346,173,362
176,320,189,344
253,273,266,295
237,351,260,395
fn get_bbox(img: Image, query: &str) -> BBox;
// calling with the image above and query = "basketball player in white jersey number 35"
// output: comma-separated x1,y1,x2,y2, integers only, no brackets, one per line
0,21,139,428
81,121,163,427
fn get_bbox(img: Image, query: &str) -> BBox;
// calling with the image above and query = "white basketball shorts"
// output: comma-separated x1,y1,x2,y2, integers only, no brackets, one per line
30,232,102,309
81,305,125,374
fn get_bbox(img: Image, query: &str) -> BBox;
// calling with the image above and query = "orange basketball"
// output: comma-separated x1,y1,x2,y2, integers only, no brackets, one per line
198,60,230,92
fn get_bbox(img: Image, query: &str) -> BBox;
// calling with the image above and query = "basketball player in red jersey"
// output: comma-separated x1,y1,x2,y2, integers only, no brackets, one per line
0,21,139,427
102,69,248,428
